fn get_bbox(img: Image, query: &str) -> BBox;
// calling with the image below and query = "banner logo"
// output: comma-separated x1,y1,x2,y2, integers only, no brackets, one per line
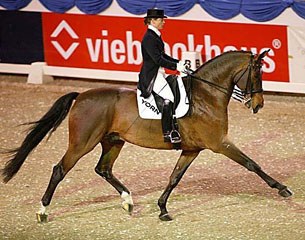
50,20,79,60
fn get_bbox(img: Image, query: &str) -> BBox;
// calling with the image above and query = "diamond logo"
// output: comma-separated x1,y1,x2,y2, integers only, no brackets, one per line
51,20,79,60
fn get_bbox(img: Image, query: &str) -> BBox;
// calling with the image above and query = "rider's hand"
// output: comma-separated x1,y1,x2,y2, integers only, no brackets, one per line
176,61,187,73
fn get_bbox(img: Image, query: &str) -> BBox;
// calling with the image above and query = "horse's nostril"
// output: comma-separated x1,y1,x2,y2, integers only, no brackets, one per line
253,104,262,114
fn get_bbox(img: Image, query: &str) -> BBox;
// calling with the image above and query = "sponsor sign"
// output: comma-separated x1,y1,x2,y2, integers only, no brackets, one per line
42,13,289,82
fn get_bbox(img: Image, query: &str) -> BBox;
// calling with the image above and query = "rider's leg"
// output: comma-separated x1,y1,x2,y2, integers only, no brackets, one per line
153,72,174,102
162,100,173,142
153,73,181,143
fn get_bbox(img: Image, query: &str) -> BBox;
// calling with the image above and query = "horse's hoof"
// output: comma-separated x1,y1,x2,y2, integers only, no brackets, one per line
159,213,173,221
121,191,133,215
278,187,293,198
36,213,48,223
122,202,134,215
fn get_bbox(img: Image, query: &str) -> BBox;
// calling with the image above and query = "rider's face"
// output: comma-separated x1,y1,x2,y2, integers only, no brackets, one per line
151,18,165,30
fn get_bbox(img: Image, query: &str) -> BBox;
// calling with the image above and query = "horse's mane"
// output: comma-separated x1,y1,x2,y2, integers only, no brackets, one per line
193,50,252,74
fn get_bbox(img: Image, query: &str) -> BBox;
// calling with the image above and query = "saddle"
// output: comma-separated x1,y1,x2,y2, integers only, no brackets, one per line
137,75,192,119
153,75,181,113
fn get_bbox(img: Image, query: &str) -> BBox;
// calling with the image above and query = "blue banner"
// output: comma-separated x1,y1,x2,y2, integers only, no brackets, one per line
0,0,304,21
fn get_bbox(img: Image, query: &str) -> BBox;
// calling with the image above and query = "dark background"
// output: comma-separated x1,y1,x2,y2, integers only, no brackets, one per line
0,10,44,64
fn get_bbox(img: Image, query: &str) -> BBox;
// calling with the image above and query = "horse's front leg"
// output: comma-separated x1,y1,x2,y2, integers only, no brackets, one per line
217,140,293,197
158,150,199,221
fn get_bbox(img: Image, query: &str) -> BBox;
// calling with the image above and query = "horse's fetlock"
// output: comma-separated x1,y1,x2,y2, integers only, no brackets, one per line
158,198,165,208
41,198,50,207
271,181,281,189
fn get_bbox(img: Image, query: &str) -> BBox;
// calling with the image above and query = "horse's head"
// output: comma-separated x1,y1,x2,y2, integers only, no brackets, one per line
234,50,269,114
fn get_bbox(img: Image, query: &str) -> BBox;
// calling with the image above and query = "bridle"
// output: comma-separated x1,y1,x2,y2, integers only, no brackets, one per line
233,54,264,97
188,53,264,103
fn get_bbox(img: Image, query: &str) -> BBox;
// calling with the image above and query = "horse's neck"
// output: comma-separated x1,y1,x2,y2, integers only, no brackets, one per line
197,52,249,86
191,69,233,109
196,62,234,90
192,54,249,105
190,60,244,113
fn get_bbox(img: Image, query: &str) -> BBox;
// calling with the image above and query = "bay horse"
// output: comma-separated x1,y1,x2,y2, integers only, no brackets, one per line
1,50,292,222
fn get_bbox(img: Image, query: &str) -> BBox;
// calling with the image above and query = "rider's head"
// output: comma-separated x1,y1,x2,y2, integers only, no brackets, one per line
144,9,167,30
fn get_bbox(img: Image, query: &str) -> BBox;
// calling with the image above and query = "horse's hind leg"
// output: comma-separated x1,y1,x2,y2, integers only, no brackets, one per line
37,146,89,222
218,140,293,197
158,150,199,221
95,135,133,214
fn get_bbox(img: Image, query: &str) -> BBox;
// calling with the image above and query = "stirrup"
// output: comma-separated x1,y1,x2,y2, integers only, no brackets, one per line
169,130,181,144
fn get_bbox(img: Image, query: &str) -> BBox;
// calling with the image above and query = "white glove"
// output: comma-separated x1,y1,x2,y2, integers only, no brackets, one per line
176,61,187,72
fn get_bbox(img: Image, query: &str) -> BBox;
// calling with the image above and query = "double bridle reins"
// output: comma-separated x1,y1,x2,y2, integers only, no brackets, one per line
187,53,264,101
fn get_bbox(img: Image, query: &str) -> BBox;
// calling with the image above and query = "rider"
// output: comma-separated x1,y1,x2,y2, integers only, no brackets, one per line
138,8,187,144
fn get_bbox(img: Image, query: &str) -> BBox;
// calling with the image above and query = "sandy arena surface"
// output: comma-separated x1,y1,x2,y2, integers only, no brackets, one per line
0,75,305,240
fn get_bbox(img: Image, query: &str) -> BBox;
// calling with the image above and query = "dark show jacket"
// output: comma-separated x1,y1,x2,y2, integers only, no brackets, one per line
138,29,179,98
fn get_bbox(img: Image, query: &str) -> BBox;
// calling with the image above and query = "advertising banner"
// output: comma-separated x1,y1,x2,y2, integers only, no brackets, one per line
42,13,289,83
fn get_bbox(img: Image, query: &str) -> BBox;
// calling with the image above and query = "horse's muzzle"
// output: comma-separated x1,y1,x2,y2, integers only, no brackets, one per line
252,104,262,114
251,93,264,114
252,99,264,114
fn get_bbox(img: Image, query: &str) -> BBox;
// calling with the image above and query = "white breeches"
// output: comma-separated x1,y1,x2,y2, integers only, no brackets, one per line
153,68,174,102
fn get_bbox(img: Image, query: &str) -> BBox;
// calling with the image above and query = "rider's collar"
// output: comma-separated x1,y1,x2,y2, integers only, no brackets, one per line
148,25,161,37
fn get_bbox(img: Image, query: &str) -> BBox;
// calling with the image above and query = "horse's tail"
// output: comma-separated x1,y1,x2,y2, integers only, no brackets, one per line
2,92,79,183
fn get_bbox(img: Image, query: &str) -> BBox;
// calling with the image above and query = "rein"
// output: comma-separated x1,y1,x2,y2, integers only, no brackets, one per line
187,53,263,101
188,72,229,95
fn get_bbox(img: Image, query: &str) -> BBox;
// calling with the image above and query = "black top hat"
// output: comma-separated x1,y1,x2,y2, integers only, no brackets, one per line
144,9,167,18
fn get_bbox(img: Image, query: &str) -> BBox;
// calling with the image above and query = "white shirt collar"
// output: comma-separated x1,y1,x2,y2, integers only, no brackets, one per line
148,25,161,37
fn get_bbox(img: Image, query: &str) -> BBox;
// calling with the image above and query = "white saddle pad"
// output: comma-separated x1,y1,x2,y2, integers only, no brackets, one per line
137,76,190,119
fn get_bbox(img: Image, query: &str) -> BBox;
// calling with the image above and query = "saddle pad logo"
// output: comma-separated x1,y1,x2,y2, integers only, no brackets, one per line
141,98,161,115
137,77,189,120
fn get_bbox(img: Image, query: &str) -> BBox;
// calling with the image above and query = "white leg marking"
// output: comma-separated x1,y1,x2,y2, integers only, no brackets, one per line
37,201,47,215
121,191,133,212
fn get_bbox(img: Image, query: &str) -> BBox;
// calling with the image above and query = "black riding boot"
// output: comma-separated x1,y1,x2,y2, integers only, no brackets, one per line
162,100,181,144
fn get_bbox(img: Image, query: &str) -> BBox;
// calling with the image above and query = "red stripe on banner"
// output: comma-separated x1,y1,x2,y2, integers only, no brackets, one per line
42,13,289,82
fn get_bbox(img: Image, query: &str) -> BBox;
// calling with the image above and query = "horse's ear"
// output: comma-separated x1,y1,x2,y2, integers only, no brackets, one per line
257,49,270,62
